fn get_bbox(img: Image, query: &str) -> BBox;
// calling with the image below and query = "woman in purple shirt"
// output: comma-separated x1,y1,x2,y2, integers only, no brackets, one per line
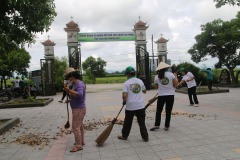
64,68,86,152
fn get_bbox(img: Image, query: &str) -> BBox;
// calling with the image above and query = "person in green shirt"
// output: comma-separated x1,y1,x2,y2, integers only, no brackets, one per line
201,68,213,91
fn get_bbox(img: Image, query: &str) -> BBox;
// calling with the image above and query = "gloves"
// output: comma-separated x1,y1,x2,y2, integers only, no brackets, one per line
122,101,126,106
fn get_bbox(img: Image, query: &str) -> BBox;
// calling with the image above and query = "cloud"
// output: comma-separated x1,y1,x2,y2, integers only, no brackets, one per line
26,0,239,72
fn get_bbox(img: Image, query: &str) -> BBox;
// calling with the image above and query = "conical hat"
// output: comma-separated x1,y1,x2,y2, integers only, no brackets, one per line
64,67,75,77
156,62,170,71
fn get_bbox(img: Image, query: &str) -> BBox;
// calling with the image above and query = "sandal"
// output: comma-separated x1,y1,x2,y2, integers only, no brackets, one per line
150,126,159,131
117,135,127,140
74,142,85,145
70,145,82,152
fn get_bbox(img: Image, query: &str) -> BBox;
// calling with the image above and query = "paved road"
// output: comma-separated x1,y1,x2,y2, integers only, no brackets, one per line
0,84,240,160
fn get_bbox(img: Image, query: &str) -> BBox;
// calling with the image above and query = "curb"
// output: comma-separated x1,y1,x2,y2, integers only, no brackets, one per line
0,98,54,109
0,118,20,135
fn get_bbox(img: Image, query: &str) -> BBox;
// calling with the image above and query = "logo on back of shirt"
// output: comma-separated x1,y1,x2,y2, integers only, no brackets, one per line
160,77,169,85
130,84,141,94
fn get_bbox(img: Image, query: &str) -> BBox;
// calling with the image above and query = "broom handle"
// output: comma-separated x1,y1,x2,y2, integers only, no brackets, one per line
144,93,158,110
115,105,125,119
175,62,186,73
66,94,69,121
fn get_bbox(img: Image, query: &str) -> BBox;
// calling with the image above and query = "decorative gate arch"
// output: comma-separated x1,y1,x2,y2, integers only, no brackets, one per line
64,18,151,89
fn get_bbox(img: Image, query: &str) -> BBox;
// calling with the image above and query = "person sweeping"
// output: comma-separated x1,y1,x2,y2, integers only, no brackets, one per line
118,66,148,142
63,67,86,152
150,62,179,131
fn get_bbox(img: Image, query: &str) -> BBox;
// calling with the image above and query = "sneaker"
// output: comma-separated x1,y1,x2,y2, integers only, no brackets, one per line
58,100,63,103
118,135,127,140
194,104,199,107
164,127,169,131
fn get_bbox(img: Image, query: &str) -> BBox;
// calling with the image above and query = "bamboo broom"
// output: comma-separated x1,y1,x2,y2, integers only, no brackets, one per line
95,104,125,145
144,93,158,110
95,93,159,145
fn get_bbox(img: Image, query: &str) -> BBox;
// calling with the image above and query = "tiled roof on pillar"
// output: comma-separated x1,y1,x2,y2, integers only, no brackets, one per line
155,36,169,43
42,39,55,46
133,16,148,30
64,20,80,32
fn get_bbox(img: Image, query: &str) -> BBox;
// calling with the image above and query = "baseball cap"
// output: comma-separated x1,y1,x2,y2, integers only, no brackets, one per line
125,66,135,74
179,68,185,72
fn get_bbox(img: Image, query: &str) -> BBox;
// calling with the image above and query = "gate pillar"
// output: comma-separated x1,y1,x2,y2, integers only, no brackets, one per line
41,37,56,95
64,19,82,78
133,17,150,90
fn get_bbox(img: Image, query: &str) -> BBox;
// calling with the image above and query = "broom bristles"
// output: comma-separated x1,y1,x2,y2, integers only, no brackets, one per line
95,123,114,145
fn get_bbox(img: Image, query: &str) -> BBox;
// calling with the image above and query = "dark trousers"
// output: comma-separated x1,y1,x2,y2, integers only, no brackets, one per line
188,86,199,104
122,108,148,140
61,90,67,100
154,95,174,128
207,80,213,91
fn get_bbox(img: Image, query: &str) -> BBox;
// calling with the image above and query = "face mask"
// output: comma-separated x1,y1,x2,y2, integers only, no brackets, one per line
68,79,73,85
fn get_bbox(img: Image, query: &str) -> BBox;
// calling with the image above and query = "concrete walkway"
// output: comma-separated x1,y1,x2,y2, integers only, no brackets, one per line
0,84,240,160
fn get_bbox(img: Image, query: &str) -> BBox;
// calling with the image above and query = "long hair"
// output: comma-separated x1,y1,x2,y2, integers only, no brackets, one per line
158,68,168,79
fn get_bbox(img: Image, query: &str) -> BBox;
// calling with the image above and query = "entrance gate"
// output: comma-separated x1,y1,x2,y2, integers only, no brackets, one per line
64,18,151,89
136,46,150,90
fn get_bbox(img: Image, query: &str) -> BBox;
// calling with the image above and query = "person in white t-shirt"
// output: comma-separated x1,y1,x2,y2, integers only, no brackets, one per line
178,68,199,107
150,62,179,131
12,76,21,93
118,66,148,142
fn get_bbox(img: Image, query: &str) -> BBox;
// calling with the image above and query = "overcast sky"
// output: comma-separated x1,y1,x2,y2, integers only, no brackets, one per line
26,0,239,72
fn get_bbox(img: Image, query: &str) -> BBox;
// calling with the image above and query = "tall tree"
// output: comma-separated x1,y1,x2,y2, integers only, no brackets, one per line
214,0,240,8
188,13,240,84
0,0,56,53
82,56,107,77
0,48,31,87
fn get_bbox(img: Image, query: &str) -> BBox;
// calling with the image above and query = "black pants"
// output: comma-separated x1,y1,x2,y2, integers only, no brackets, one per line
154,95,174,128
188,86,199,104
207,80,213,91
122,108,148,140
61,90,67,100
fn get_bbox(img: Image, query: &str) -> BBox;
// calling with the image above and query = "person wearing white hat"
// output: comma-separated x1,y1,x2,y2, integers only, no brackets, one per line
58,68,75,103
63,68,86,152
150,62,179,131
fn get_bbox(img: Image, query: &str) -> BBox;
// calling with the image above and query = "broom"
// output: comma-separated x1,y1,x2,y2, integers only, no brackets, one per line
95,104,125,145
144,93,158,110
64,94,70,129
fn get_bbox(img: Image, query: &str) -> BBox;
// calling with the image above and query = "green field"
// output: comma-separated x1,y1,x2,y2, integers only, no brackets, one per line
95,76,127,84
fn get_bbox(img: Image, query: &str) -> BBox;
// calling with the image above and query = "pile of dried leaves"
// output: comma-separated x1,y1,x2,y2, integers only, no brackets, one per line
83,118,124,131
171,111,205,118
14,133,51,150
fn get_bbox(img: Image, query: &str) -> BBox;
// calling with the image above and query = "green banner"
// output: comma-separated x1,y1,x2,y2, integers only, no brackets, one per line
77,32,135,42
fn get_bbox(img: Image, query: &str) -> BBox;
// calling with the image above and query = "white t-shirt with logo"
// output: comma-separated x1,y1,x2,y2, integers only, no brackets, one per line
123,77,146,111
182,72,197,88
154,72,176,96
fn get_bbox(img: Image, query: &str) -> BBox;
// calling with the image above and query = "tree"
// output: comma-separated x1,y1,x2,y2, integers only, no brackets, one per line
0,48,31,87
0,0,56,53
188,13,240,84
214,0,240,8
82,56,107,77
54,56,68,92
